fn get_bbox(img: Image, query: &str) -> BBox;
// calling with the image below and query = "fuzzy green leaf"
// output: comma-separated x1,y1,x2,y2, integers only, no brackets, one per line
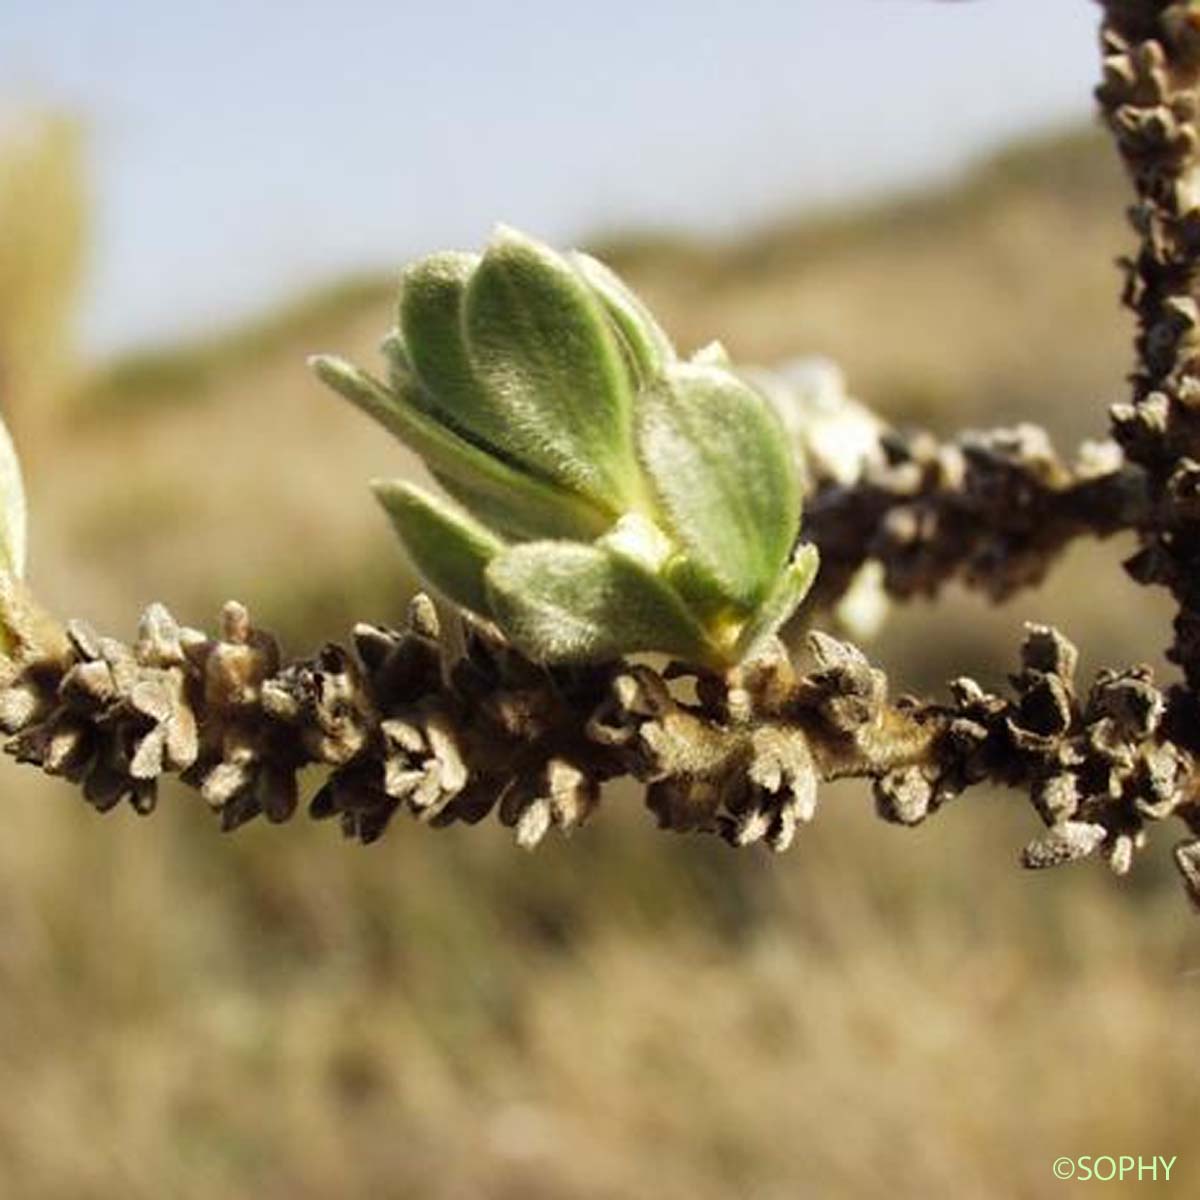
372,481,505,616
398,251,513,450
465,226,641,509
569,251,674,383
485,541,715,665
734,544,820,661
637,363,800,609
310,355,611,541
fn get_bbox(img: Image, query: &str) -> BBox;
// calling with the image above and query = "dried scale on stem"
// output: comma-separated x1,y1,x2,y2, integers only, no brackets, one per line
1,0,1199,912
1,578,1197,906
804,421,1147,608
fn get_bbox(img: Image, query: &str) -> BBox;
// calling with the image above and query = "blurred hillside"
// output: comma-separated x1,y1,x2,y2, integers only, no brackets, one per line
1,122,1197,1199
0,113,85,442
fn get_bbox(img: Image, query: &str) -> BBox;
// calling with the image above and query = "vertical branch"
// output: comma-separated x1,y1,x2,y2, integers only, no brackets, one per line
1099,2,1200,686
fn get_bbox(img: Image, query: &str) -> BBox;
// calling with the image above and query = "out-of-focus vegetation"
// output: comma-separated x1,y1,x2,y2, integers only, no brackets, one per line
0,112,85,444
1,120,1197,1198
78,276,393,421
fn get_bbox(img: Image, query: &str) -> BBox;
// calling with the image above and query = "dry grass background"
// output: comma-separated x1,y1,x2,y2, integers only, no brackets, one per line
0,119,1197,1198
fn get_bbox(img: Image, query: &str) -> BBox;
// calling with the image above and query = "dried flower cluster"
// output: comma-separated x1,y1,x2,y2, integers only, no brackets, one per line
2,579,1195,903
0,592,894,848
805,422,1146,608
3,0,1200,913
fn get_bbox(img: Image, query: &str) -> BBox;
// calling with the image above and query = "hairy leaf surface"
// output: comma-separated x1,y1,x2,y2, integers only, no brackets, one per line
637,363,800,608
485,541,714,664
373,481,504,616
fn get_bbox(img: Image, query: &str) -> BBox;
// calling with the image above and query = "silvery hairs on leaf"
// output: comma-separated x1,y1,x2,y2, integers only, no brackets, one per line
485,538,715,666
372,481,504,619
310,354,610,544
312,226,819,668
636,363,800,611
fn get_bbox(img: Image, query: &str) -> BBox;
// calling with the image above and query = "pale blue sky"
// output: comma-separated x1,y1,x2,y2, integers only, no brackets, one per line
2,1,1099,356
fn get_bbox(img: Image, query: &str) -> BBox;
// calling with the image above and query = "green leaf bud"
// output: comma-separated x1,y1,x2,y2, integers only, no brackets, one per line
314,230,820,669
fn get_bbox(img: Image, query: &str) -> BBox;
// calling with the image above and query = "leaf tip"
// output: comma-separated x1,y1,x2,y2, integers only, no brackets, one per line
307,353,346,383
